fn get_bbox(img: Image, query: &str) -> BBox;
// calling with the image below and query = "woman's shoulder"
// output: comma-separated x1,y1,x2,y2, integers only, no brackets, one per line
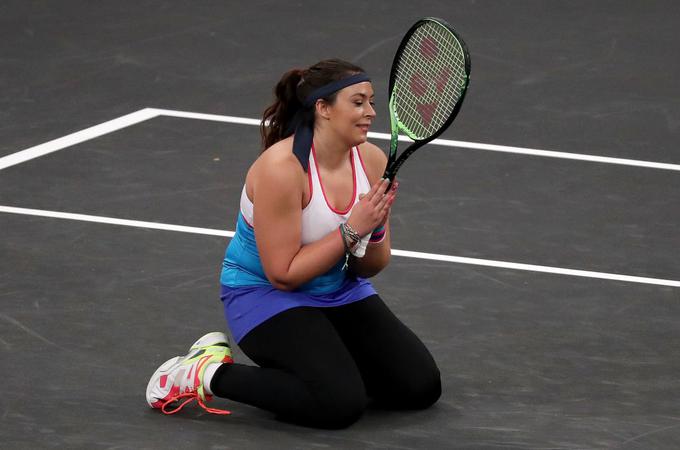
248,136,306,191
357,141,388,183
258,136,297,166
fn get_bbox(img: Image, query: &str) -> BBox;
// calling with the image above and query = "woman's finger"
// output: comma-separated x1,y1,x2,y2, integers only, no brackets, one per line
376,192,392,212
362,179,382,202
370,178,390,204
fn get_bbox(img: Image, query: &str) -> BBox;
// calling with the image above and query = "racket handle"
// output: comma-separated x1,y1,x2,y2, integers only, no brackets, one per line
351,233,370,258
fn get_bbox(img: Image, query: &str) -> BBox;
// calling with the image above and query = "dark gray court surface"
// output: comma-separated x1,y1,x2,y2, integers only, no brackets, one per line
2,1,680,449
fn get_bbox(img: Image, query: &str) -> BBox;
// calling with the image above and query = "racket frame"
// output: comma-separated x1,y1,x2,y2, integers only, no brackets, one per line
353,18,470,258
383,17,471,182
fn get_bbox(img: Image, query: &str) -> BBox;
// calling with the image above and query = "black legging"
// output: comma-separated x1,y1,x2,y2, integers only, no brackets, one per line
210,294,441,429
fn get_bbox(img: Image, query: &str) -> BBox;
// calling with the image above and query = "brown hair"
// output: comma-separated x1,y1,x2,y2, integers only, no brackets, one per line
260,58,366,151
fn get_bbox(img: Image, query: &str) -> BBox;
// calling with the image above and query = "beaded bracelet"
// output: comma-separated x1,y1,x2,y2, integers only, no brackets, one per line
338,225,350,270
338,224,350,253
339,223,358,251
341,223,361,249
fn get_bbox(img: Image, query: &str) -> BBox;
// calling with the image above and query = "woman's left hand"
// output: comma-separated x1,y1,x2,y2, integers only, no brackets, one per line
362,179,398,228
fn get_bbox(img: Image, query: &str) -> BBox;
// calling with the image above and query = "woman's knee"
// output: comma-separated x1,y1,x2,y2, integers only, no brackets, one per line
403,346,442,409
380,364,441,410
405,367,441,409
312,384,368,429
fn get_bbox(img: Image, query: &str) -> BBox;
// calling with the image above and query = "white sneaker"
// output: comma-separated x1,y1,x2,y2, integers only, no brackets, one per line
146,332,233,415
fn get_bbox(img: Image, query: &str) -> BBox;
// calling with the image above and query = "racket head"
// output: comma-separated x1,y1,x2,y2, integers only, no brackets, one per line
388,17,471,144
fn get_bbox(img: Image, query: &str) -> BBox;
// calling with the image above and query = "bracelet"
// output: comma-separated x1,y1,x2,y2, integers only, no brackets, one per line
338,226,350,271
340,223,361,250
343,223,361,249
338,224,350,253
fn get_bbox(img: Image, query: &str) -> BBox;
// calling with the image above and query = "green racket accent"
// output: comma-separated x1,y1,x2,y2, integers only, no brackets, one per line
387,94,400,165
391,19,469,140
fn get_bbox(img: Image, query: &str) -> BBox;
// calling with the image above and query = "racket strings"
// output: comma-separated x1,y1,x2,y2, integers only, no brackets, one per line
393,21,468,139
397,26,464,133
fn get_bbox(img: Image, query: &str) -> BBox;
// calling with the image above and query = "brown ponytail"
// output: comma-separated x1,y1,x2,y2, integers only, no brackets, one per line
260,68,304,151
260,59,366,151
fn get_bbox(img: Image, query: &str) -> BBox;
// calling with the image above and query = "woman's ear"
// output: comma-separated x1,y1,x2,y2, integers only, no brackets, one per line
315,99,332,120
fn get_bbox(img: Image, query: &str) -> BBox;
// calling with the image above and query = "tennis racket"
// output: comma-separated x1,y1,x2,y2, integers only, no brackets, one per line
354,17,471,257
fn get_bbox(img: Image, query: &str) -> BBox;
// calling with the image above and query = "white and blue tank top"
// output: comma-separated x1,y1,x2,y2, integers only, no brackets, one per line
219,145,378,342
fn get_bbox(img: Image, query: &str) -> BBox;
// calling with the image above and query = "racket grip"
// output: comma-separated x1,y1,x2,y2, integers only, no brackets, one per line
351,233,370,258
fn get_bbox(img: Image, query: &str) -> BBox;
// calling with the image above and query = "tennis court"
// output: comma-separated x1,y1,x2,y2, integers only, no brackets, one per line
1,1,679,448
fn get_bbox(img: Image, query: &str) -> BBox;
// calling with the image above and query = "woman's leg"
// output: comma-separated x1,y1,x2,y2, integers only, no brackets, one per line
210,307,368,428
323,295,441,409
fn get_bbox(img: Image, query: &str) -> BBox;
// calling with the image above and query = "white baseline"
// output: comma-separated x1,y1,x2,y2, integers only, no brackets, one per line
1,205,678,289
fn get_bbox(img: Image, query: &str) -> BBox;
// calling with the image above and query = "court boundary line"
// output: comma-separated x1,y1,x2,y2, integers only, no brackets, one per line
0,109,158,171
151,108,680,172
1,205,678,289
2,109,678,289
2,107,680,172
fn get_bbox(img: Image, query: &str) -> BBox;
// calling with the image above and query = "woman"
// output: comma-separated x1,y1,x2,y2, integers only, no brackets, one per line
146,59,441,429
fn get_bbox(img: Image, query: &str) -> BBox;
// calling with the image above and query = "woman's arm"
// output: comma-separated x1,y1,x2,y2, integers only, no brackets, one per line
252,150,347,292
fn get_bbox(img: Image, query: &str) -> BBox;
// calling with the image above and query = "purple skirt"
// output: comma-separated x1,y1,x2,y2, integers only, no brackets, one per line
220,277,376,343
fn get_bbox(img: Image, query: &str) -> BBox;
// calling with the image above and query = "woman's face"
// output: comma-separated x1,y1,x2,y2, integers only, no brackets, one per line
320,81,376,146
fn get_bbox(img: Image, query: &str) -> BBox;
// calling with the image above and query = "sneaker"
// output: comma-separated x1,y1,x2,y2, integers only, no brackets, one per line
146,332,234,415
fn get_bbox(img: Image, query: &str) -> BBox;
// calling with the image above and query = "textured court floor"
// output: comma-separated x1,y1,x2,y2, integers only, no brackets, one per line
1,1,679,449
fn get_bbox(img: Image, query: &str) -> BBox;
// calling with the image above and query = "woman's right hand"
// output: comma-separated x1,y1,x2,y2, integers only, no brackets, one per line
346,178,396,236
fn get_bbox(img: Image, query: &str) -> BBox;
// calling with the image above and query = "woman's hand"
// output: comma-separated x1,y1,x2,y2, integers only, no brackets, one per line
346,178,398,236
376,179,399,228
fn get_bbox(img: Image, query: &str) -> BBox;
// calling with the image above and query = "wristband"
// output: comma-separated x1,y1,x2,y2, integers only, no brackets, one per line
369,225,386,243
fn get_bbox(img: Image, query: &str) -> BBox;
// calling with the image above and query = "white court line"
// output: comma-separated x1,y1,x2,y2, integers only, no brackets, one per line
1,109,678,288
149,108,680,172
391,249,680,288
2,107,680,172
1,205,678,288
0,108,161,171
0,205,232,238
152,108,261,126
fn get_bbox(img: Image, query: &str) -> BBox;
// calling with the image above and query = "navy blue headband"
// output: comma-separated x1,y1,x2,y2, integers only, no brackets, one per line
292,72,372,171
302,73,371,108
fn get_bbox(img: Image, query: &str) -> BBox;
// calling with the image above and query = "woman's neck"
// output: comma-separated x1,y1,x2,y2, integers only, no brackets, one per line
312,129,350,170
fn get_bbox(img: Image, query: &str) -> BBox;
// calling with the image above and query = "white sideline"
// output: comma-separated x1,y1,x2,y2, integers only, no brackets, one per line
149,108,680,172
0,109,159,171
2,107,679,172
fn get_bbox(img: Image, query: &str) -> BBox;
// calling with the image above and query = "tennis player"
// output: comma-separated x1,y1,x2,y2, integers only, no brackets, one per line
146,59,440,428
